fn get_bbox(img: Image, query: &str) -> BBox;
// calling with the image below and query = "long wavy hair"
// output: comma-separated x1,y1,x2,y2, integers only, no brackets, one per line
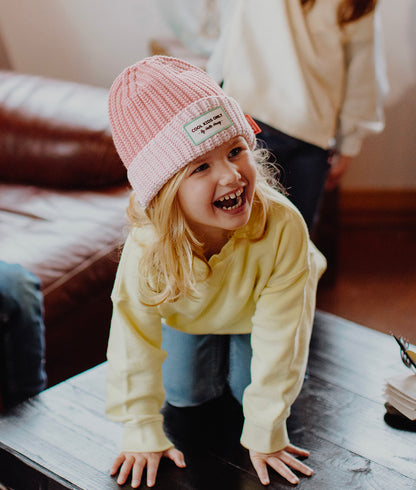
127,146,283,306
301,0,377,26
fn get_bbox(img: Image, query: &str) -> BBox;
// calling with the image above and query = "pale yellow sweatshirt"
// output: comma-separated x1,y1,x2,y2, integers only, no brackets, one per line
106,191,326,454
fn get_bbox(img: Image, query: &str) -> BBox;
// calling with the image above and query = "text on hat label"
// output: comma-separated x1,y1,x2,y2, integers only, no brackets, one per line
184,106,233,146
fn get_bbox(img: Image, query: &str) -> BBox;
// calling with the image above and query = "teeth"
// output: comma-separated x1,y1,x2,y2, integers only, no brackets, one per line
218,188,243,202
221,195,243,210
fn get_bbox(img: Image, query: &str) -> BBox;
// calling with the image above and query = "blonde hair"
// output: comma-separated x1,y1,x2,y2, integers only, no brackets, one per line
127,146,284,306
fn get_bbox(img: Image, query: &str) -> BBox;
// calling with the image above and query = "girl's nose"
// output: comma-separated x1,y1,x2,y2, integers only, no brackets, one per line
218,162,242,186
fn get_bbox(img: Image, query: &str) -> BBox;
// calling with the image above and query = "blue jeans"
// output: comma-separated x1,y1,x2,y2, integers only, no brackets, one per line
0,262,47,408
162,325,252,406
255,120,330,231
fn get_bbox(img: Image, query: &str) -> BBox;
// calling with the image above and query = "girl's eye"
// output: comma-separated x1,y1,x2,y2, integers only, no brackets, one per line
192,163,209,174
228,147,242,159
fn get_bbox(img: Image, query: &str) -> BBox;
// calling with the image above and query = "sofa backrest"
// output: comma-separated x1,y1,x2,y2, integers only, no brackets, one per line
0,71,127,189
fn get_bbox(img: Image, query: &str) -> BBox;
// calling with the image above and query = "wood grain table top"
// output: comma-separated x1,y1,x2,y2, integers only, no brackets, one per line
1,311,415,489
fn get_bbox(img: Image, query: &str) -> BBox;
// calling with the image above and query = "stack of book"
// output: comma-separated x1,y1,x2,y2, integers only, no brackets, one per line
384,373,416,420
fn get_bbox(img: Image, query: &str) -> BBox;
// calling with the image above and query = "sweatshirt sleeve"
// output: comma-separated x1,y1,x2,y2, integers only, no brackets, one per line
240,212,326,453
105,231,173,453
335,10,387,156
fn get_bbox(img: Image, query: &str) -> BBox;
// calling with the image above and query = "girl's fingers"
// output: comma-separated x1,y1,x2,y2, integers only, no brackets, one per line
251,456,270,486
284,444,310,458
279,451,314,477
165,447,186,468
110,453,126,475
131,458,150,488
267,457,299,485
251,446,314,485
111,448,186,487
117,455,136,485
131,458,145,488
146,453,162,487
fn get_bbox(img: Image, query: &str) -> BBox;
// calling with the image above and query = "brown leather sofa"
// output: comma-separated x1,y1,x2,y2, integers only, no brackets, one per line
0,70,131,387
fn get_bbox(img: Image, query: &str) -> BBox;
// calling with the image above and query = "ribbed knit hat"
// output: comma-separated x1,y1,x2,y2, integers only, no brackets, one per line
108,55,257,208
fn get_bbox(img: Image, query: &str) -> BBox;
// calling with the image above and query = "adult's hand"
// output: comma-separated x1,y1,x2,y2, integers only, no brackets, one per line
326,154,353,190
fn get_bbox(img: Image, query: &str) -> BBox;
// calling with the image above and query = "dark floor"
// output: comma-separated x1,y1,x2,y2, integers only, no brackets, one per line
317,226,416,345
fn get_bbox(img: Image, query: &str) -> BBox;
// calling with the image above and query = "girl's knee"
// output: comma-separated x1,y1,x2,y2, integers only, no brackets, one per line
162,328,229,406
228,334,252,404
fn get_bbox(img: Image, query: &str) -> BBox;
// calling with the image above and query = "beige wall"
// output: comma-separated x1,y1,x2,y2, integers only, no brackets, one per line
0,0,415,191
0,0,171,86
342,0,416,190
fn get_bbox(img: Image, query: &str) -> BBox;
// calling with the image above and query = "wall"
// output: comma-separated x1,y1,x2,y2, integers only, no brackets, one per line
342,0,416,191
0,0,415,192
0,0,171,87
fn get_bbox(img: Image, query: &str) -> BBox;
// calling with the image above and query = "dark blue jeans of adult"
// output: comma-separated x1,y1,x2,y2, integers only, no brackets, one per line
0,262,47,408
255,120,330,231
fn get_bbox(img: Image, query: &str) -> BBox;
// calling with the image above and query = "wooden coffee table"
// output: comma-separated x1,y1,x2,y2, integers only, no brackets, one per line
1,311,415,489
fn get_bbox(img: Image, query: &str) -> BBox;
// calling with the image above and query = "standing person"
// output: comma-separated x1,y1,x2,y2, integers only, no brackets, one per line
106,55,326,487
207,0,387,230
0,261,47,409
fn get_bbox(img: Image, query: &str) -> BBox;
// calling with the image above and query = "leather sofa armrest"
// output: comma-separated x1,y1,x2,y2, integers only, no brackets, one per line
0,71,127,189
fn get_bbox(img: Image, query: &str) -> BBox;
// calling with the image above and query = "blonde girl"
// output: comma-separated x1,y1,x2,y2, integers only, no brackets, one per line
106,56,326,487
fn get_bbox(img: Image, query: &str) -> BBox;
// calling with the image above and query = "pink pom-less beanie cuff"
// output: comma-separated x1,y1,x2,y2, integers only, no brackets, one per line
108,56,256,208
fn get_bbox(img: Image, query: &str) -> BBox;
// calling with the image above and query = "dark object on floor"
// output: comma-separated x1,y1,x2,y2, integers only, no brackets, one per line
384,402,416,432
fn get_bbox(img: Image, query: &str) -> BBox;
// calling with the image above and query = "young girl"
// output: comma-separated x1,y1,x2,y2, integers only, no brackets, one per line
106,55,326,487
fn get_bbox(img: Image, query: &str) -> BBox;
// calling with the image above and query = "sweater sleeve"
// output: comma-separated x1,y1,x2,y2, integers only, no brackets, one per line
335,10,387,156
240,214,326,453
105,231,173,453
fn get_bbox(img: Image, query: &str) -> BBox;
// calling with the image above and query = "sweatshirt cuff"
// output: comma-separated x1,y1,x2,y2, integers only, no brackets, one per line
335,133,363,157
240,419,289,454
122,418,173,453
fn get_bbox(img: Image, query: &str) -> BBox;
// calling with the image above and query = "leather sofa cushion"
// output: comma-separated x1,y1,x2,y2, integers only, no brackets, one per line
0,182,130,322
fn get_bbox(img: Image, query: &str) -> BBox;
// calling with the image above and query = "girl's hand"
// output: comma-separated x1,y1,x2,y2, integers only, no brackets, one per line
110,447,186,488
250,444,313,486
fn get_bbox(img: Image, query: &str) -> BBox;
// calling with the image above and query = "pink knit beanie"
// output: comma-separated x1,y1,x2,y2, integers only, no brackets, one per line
108,55,257,208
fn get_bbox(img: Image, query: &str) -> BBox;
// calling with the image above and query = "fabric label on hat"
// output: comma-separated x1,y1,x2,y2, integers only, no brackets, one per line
183,106,233,146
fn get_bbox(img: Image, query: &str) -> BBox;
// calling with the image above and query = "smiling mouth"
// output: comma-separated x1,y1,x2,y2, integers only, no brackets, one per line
213,188,245,210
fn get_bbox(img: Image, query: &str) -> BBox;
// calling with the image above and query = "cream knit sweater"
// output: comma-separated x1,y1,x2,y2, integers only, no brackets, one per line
207,0,387,155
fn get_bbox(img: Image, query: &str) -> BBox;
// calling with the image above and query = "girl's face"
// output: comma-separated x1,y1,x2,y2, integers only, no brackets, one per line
177,136,256,254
